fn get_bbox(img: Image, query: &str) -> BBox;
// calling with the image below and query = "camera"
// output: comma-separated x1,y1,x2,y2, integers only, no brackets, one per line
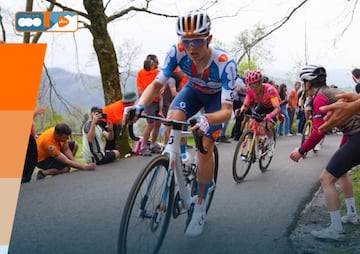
95,109,107,119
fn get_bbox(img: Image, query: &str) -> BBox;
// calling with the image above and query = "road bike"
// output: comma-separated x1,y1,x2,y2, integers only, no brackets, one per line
118,115,219,254
301,117,325,158
232,112,276,183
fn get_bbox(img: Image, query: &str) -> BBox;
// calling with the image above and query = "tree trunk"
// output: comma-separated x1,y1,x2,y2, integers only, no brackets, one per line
83,0,130,154
83,0,121,104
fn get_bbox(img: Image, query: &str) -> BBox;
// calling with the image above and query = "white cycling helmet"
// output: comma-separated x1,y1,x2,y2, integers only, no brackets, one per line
176,10,211,37
299,64,327,83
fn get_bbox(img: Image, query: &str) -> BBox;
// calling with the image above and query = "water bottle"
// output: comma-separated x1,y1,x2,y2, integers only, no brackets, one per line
258,136,265,153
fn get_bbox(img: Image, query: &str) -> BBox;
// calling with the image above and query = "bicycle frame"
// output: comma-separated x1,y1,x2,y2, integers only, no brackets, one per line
162,124,193,209
241,118,267,159
128,116,200,214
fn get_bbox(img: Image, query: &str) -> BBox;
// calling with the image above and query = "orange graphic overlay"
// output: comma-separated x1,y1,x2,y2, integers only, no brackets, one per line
0,43,46,177
0,43,46,246
0,44,46,111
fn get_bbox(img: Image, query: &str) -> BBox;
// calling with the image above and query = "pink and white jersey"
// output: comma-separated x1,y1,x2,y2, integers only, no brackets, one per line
243,83,280,108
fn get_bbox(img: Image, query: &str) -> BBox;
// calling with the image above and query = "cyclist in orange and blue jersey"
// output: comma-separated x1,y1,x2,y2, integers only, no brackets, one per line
239,70,280,145
125,9,237,237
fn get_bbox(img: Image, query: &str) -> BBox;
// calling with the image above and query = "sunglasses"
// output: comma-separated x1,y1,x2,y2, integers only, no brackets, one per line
181,36,207,48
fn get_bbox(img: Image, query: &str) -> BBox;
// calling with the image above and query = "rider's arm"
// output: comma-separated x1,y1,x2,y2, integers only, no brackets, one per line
319,92,360,132
298,95,326,155
240,90,252,112
265,86,281,120
205,103,233,125
137,45,180,108
137,80,163,107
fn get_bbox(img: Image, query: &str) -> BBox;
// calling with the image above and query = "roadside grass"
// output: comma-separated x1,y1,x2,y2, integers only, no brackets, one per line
342,165,360,213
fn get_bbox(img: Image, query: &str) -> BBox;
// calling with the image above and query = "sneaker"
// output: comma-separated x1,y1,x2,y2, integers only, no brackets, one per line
36,170,46,181
341,214,360,225
241,154,247,161
185,202,205,237
310,226,345,241
150,146,162,154
139,148,152,156
296,133,302,136
286,133,293,137
151,142,161,150
314,143,321,151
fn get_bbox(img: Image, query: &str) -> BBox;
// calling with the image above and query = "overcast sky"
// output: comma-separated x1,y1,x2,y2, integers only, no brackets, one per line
2,0,359,83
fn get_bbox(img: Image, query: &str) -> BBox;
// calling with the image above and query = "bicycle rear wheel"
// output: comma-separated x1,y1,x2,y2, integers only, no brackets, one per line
118,155,174,254
232,130,254,183
301,121,312,158
259,129,276,172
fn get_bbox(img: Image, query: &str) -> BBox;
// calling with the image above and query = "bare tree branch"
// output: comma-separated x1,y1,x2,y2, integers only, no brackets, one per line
42,64,84,117
0,7,6,42
31,1,55,43
45,0,89,19
23,0,34,43
339,0,359,36
237,0,309,64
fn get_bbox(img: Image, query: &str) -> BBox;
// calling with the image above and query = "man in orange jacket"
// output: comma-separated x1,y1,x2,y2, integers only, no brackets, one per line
101,91,137,150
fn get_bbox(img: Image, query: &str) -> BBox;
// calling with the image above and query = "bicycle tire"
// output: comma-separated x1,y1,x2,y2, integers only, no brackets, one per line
232,130,254,183
259,128,276,172
118,155,174,254
301,121,312,158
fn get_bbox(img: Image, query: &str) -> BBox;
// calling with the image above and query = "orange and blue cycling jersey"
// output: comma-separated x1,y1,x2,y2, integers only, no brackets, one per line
243,83,280,108
154,43,236,104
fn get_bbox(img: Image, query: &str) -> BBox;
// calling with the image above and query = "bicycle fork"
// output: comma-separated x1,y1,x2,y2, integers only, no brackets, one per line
240,134,260,161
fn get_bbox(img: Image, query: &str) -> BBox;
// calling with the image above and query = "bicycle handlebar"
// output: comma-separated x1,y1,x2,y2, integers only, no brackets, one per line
124,114,207,154
244,112,269,131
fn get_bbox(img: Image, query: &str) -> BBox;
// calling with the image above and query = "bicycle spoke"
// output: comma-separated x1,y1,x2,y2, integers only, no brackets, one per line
232,131,253,182
119,156,173,254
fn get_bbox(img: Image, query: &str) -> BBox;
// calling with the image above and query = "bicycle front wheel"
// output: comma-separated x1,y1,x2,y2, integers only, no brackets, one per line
232,130,254,183
118,155,174,254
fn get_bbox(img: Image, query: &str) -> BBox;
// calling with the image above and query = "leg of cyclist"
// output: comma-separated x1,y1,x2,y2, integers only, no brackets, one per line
168,85,227,237
338,174,360,224
311,135,360,240
254,105,276,145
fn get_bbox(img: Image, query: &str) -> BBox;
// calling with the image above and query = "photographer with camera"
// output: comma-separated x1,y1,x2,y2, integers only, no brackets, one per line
99,91,138,151
82,106,120,165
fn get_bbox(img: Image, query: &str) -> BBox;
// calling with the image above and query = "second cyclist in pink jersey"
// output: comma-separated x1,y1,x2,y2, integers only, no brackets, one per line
239,70,281,147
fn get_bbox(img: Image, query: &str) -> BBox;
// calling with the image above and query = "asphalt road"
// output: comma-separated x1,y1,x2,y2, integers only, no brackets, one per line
8,134,342,254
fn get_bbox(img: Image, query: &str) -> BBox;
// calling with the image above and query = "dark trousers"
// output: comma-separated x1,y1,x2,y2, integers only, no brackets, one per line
22,135,37,183
105,124,120,151
297,111,305,134
231,100,244,141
